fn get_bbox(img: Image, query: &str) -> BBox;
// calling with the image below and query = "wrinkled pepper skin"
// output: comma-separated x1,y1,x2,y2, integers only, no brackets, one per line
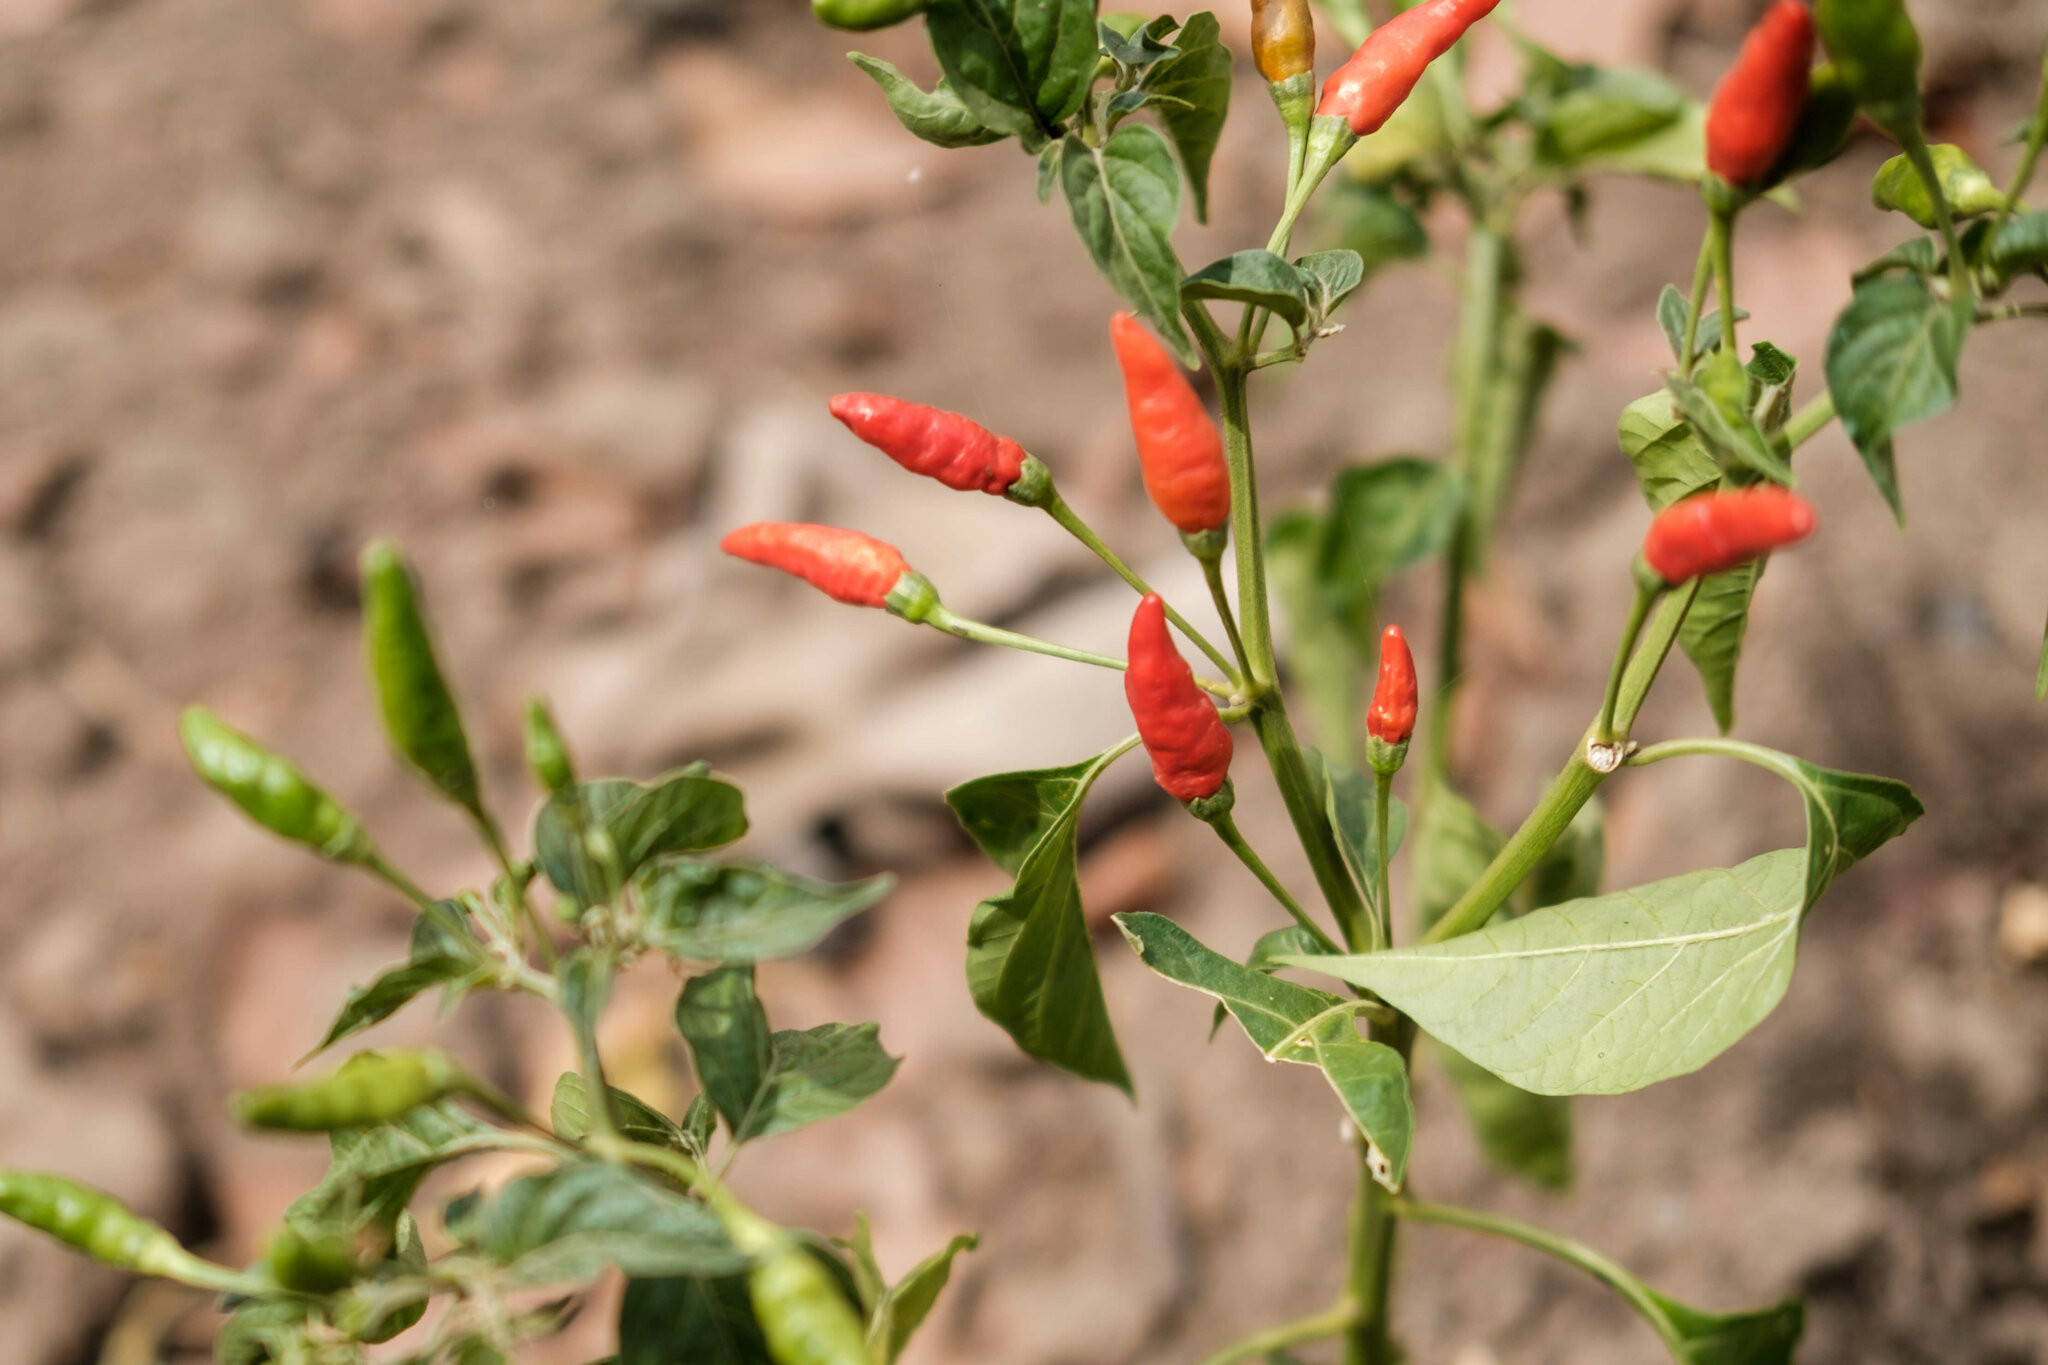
1815,0,1923,136
1109,313,1231,535
1251,0,1316,83
232,1049,468,1132
1366,625,1418,746
1642,487,1817,584
0,1171,185,1275
180,706,374,864
811,0,925,33
829,393,1027,496
1125,595,1232,801
1317,0,1503,136
722,523,915,608
1707,1,1816,187
360,541,482,812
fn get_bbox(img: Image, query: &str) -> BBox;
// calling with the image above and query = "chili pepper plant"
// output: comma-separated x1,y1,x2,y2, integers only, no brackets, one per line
9,0,2048,1362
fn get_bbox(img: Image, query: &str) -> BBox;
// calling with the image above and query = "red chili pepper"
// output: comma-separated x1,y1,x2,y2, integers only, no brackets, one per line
829,393,1027,496
1316,0,1503,136
1642,487,1817,584
1366,625,1417,746
721,523,913,607
1251,0,1315,84
1706,0,1816,187
1109,313,1231,536
1125,594,1232,801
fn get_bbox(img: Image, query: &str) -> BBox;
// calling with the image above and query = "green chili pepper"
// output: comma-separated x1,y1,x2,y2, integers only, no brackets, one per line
810,0,925,33
263,1223,359,1294
750,1243,875,1365
232,1048,469,1132
1815,0,1923,139
0,1170,188,1276
179,706,375,864
360,541,483,815
522,696,576,794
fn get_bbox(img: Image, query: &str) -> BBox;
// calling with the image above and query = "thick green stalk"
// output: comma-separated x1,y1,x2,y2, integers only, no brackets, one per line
1679,230,1715,376
1709,208,1738,359
1198,1303,1359,1365
1345,1014,1415,1365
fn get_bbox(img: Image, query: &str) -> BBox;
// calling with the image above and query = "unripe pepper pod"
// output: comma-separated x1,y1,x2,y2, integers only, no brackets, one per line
1706,1,1816,188
1642,486,1817,585
829,393,1027,496
1125,595,1233,802
1316,0,1503,136
721,523,916,609
232,1048,470,1131
1109,313,1231,536
0,1170,187,1276
179,705,375,864
360,541,483,814
1251,0,1315,83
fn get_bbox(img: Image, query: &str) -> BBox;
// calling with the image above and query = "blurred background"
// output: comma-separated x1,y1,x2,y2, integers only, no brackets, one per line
5,0,2048,1361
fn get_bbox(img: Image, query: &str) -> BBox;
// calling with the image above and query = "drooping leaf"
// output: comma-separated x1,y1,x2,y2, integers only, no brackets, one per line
478,1162,743,1286
1870,143,2004,229
947,754,1106,877
634,860,893,963
286,1102,496,1245
848,54,1005,149
1986,211,2048,283
309,942,479,1058
1319,458,1462,612
1114,912,1412,1188
926,0,1099,142
1181,251,1312,332
618,1274,769,1365
674,966,773,1137
1061,124,1194,365
1826,274,1974,525
963,742,1134,1094
1146,12,1231,223
1313,750,1407,920
1666,351,1791,485
1207,924,1332,1040
1678,560,1766,733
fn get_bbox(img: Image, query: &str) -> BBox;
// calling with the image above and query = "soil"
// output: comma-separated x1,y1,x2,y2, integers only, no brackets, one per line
5,0,2048,1362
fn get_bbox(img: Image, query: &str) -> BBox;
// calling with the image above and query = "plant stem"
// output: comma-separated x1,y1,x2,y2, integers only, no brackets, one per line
367,854,437,913
2000,52,2048,226
1209,811,1342,953
1593,580,1659,745
1679,229,1715,375
1391,1200,1692,1357
1783,391,1835,447
923,605,1236,699
1041,490,1240,680
1202,552,1254,680
1197,1302,1360,1365
1421,581,1700,945
1372,769,1394,950
1902,131,1969,296
1709,208,1738,359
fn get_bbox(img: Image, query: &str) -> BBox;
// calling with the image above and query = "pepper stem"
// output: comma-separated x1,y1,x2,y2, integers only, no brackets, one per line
1371,768,1394,950
1592,569,1662,752
1203,806,1343,955
922,605,1236,700
1040,488,1240,681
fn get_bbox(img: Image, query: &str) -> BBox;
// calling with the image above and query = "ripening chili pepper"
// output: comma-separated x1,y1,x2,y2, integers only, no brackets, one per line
522,696,576,794
0,1171,190,1275
1814,0,1922,138
233,1049,470,1131
1317,0,1503,136
811,0,925,32
361,542,483,814
1125,595,1232,802
1706,1,1816,187
180,706,375,865
721,523,916,609
1251,0,1315,84
829,393,1027,497
1366,626,1418,747
1641,487,1817,585
1109,313,1230,536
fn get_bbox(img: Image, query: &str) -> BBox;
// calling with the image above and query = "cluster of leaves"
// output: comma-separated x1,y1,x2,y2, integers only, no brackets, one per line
57,547,973,1365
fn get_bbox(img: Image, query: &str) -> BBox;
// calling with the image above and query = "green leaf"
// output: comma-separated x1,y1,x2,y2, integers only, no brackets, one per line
1061,124,1194,365
848,54,1004,149
1871,143,2004,229
1315,751,1406,918
360,541,482,814
1209,924,1334,1041
1666,351,1792,485
1617,391,1720,513
1649,1289,1804,1364
926,0,1098,140
1987,211,2048,281
634,860,893,963
550,1073,688,1151
478,1162,743,1286
1433,1042,1573,1190
1098,15,1178,68
963,743,1134,1094
619,1274,769,1365
309,944,478,1058
1826,275,1974,524
1295,249,1367,323
1654,286,1745,368
1569,100,1708,183
1678,560,1766,733
1114,913,1412,1188
1413,780,1504,934
674,966,773,1137
740,1023,900,1141
1854,235,1941,285
869,1233,979,1362
1319,458,1461,612
285,1102,498,1245
1534,65,1686,165
537,771,748,909
1182,250,1311,332
1146,11,1230,224
1326,185,1428,281
948,754,1105,876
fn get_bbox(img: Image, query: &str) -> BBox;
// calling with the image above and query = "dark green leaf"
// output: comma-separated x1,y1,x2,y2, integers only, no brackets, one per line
740,1023,900,1141
1115,913,1412,1188
948,754,1105,876
1655,285,1745,367
1295,249,1366,322
1535,66,1686,164
1060,125,1194,365
1853,236,1941,285
1147,12,1231,223
1826,275,1973,525
1182,251,1311,332
537,772,748,908
619,1275,769,1365
1413,780,1504,934
479,1162,743,1285
1209,924,1333,1040
926,0,1098,140
964,744,1134,1094
1319,458,1461,611
681,1094,716,1160
1871,144,2003,229
848,54,1005,149
285,1102,496,1245
1433,1041,1573,1190
1098,16,1178,68
550,1073,688,1151
1678,560,1765,733
310,951,476,1058
635,860,893,963
674,966,773,1137
1036,139,1063,204
1987,211,2048,280
1649,1289,1804,1364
